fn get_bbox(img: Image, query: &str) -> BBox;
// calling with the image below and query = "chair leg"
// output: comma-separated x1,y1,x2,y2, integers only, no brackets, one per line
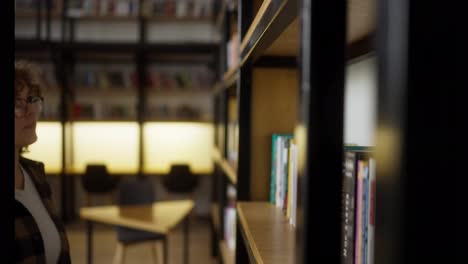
113,243,126,264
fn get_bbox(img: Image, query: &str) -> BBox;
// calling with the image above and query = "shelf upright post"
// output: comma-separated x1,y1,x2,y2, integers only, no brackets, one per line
296,0,346,262
235,1,253,263
375,0,461,263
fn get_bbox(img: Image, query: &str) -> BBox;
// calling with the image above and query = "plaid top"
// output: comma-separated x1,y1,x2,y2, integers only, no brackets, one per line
15,157,71,263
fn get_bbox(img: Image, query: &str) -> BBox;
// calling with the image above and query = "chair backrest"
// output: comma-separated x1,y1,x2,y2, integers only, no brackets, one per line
81,164,119,194
162,164,198,194
116,177,162,242
118,177,154,205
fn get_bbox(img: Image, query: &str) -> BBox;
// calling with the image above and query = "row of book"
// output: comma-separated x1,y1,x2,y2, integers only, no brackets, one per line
142,0,214,18
75,66,214,91
16,0,63,15
65,0,214,18
269,134,299,227
341,147,376,264
72,102,136,119
71,102,205,120
68,0,139,17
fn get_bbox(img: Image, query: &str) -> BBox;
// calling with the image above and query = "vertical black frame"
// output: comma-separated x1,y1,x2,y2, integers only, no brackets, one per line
376,0,461,263
297,0,346,263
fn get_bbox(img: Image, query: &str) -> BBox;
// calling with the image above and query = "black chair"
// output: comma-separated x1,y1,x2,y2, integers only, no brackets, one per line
162,164,199,198
113,177,167,264
81,164,120,206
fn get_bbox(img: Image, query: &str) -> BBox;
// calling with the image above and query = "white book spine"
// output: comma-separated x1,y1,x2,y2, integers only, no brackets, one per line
289,143,298,227
275,137,283,208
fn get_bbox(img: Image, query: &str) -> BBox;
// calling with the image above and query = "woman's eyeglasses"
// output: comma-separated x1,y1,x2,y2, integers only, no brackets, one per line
15,96,44,118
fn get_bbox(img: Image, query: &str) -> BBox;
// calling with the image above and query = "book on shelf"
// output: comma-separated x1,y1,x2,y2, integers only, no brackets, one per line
269,134,298,227
287,140,298,227
72,102,96,119
270,134,292,206
224,184,237,251
144,0,213,18
106,70,128,89
175,104,201,120
147,104,171,119
340,146,375,264
16,0,63,15
68,0,139,18
226,121,238,167
103,103,134,119
147,65,213,91
342,150,357,264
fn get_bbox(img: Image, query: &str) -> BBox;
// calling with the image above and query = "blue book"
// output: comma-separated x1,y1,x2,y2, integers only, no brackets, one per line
361,164,369,264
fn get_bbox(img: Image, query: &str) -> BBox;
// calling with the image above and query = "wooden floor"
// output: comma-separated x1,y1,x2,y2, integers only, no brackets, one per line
66,217,216,264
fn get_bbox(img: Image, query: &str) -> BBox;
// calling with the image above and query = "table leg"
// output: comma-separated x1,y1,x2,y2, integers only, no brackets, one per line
163,236,168,264
86,221,93,264
184,216,189,264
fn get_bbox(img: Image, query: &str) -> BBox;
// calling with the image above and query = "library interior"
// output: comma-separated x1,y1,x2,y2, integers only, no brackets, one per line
14,0,461,264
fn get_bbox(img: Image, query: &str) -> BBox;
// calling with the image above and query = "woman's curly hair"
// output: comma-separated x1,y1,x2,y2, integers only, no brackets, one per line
15,60,43,98
15,60,44,154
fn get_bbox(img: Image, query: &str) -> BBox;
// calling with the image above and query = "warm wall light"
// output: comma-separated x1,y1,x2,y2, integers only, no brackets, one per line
72,122,139,174
22,122,62,174
143,122,214,174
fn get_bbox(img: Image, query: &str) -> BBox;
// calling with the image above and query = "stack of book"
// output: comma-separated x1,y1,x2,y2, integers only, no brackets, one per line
269,134,299,227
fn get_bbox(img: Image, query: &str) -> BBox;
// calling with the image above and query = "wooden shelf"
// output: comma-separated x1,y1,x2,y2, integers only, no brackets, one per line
212,203,220,234
239,0,375,62
219,240,235,264
219,159,237,185
237,202,296,264
223,65,239,89
240,0,298,62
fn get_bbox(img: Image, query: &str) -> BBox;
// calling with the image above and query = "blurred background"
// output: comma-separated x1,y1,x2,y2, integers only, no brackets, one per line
15,1,224,263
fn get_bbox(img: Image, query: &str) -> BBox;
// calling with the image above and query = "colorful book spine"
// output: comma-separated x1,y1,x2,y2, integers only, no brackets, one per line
367,158,376,264
276,135,293,209
288,141,298,227
270,134,279,204
361,162,369,264
341,151,356,264
275,136,283,208
355,159,364,264
286,140,294,219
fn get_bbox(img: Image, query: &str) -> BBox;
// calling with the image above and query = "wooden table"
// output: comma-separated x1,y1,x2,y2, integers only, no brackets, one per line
79,200,194,264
